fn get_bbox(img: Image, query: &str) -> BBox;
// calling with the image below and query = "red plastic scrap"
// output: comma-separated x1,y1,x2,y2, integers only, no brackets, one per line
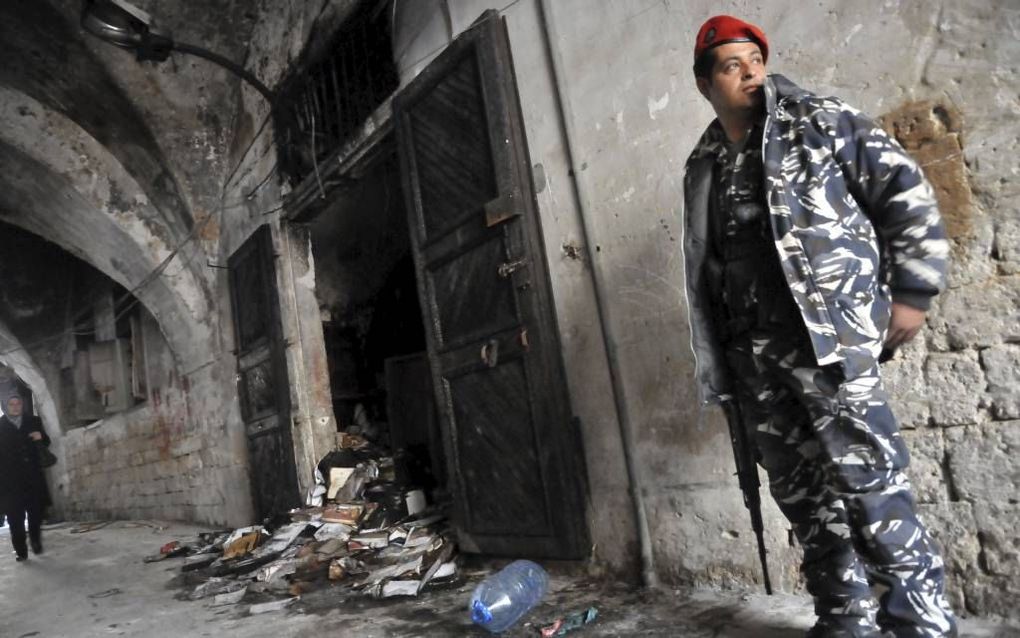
160,541,181,555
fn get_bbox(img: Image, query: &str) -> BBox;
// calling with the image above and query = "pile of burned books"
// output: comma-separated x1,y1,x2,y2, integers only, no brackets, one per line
148,436,456,610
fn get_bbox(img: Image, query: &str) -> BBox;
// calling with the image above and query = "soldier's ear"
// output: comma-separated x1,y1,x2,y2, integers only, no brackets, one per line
696,76,711,100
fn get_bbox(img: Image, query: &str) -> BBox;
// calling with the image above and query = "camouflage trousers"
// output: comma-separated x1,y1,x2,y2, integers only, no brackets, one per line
723,325,957,638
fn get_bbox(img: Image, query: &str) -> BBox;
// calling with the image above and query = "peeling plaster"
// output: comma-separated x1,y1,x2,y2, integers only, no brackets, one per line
647,92,670,120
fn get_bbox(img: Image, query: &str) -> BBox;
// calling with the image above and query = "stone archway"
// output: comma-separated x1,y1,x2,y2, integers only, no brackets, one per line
0,88,216,373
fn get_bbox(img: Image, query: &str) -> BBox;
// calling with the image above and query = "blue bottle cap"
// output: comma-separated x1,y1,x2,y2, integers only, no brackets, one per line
471,599,493,625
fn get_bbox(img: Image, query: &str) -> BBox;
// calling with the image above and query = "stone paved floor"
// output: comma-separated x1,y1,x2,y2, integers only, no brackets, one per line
1,521,1018,638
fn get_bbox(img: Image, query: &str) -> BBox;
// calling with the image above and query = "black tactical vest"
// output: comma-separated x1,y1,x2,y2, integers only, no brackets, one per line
705,124,794,342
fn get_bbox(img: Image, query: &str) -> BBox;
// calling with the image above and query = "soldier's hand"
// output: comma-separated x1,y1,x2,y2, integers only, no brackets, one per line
886,302,926,350
29,431,42,441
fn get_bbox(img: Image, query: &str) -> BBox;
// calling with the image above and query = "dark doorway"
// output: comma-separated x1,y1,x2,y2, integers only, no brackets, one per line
309,155,446,499
297,9,589,560
228,225,301,519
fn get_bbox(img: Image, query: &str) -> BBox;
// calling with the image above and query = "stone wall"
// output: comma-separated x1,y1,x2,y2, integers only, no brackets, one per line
55,313,253,526
880,86,1020,622
393,0,1020,617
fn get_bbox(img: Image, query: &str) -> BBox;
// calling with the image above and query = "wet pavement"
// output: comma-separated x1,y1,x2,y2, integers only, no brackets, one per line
2,520,1018,637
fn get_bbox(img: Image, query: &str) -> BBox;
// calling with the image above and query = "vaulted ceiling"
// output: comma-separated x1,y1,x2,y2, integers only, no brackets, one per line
0,0,260,380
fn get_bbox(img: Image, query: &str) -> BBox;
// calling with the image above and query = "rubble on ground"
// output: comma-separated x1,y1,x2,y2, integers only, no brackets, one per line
147,433,458,613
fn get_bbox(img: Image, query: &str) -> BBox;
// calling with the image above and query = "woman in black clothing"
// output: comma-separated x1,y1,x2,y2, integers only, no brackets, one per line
0,395,51,561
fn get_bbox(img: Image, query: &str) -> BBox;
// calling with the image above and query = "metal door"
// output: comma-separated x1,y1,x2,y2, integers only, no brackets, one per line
394,11,588,558
228,225,300,519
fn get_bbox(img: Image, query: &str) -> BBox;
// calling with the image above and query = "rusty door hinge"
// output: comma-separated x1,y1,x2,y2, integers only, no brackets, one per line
484,192,520,227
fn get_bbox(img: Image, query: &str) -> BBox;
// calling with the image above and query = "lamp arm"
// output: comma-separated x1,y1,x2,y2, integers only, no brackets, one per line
172,42,275,104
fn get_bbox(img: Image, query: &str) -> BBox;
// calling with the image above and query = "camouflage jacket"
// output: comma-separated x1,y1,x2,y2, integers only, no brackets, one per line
682,74,949,403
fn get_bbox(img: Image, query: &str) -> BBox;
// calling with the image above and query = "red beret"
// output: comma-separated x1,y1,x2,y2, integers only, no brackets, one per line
694,15,768,64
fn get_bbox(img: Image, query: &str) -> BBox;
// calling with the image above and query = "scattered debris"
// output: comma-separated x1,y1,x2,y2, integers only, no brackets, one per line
181,554,218,572
313,523,352,541
148,445,458,614
326,467,356,500
539,607,599,637
87,588,122,599
405,489,426,516
306,468,327,507
322,503,367,526
222,527,265,560
419,543,456,594
380,580,419,598
248,597,299,615
211,587,247,606
189,578,247,601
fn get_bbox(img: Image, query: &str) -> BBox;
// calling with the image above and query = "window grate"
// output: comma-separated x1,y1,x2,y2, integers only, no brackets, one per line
275,2,399,186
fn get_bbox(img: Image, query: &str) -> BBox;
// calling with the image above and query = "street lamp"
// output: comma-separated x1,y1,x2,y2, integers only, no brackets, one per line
80,0,275,103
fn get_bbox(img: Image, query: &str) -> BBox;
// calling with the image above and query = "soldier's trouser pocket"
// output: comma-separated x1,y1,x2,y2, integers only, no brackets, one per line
800,364,910,495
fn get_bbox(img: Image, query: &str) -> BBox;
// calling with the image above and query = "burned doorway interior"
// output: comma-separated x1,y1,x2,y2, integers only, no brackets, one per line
281,6,588,559
308,153,446,500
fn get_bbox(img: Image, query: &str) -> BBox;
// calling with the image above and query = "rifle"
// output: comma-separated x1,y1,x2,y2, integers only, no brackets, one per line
721,398,773,595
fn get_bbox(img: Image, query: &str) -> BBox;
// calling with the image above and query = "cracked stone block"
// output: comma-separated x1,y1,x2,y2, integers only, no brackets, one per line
946,421,1020,503
973,503,1020,577
980,344,1020,419
995,212,1020,275
925,353,984,425
962,576,1020,620
902,429,947,504
924,294,951,353
884,339,930,429
994,214,1020,275
918,502,979,613
963,503,1020,619
946,216,996,288
934,276,1020,349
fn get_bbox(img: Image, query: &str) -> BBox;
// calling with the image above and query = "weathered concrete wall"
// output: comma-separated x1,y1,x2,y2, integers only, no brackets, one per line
395,0,1020,618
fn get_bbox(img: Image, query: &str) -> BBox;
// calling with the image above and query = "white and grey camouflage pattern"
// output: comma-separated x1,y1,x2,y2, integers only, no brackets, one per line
725,327,956,637
682,74,950,402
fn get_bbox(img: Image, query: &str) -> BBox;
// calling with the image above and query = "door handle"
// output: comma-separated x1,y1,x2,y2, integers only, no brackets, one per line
498,258,528,278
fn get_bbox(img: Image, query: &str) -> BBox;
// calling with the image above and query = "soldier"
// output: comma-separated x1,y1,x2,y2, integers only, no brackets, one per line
681,15,957,638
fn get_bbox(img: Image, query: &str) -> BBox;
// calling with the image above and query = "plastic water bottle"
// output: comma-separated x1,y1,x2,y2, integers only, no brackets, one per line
469,560,549,633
